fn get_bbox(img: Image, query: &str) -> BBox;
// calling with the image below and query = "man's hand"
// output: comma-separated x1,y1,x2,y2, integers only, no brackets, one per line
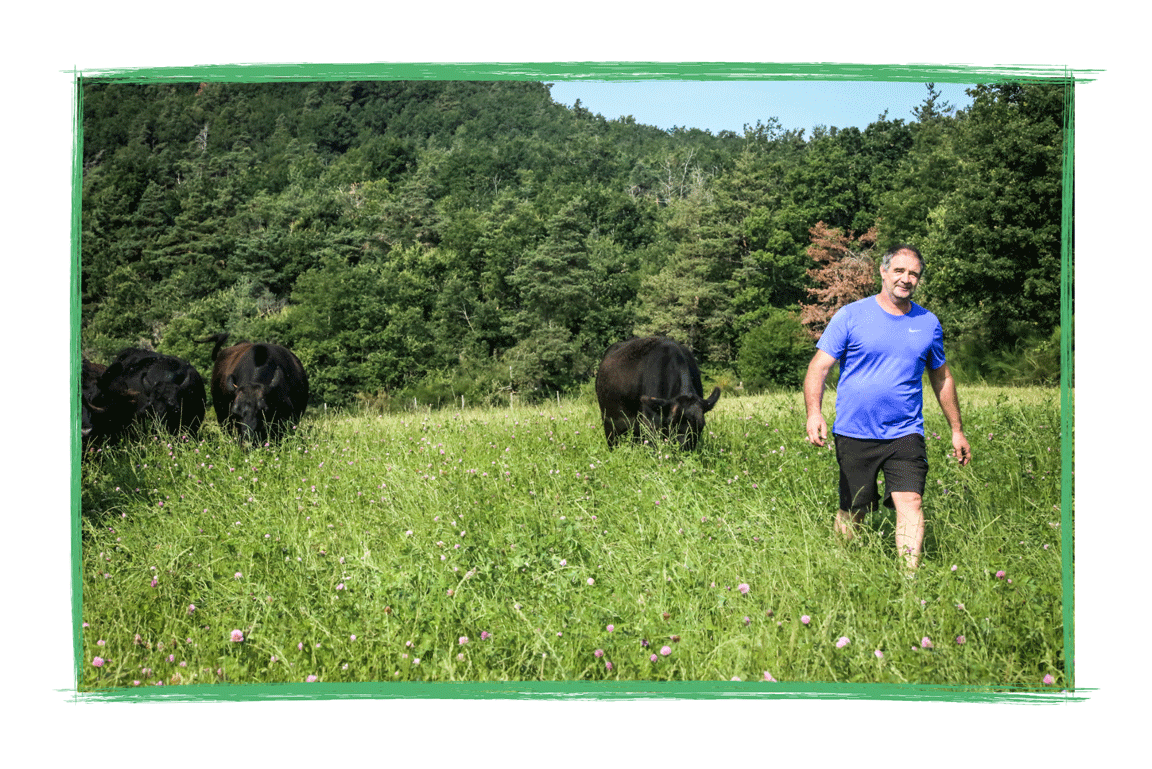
806,413,828,447
952,431,971,465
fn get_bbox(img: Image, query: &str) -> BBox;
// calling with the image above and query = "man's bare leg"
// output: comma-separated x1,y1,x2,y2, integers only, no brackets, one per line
834,508,865,540
891,491,925,570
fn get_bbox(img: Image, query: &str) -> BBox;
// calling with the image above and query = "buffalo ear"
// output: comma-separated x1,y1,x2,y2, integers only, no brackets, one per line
269,367,284,390
702,386,721,413
226,374,239,393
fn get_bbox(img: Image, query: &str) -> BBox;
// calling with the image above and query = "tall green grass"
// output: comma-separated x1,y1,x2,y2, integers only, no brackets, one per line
78,386,1064,690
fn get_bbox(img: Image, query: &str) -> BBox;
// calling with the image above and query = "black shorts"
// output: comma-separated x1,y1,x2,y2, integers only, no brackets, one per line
833,433,928,513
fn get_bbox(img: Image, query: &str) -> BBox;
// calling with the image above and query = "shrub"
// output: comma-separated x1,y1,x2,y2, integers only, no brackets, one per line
737,310,815,391
503,326,594,402
946,324,1065,386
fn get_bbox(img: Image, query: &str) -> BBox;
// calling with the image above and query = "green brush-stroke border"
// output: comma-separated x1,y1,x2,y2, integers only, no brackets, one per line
70,68,86,702
75,61,1100,84
69,60,1086,704
73,679,1090,704
1059,73,1075,695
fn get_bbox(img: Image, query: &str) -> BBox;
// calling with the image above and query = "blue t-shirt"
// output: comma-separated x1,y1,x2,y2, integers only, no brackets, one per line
817,296,946,440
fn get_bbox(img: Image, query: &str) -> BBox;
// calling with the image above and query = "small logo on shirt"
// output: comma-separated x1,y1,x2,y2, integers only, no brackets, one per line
908,328,920,333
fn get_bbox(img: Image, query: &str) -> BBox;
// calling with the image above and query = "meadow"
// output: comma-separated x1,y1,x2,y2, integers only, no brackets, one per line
76,385,1066,692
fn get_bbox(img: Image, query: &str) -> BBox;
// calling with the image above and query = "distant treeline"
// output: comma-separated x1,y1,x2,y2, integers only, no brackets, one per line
80,79,1069,408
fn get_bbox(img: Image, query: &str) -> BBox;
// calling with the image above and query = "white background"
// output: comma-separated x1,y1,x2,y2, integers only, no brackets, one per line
3,2,1142,764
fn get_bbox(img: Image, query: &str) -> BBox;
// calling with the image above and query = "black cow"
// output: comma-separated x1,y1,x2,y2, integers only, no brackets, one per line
207,336,308,444
89,349,207,441
595,336,721,450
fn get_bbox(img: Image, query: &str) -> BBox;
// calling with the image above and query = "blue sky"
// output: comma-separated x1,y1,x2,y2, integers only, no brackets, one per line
547,80,974,135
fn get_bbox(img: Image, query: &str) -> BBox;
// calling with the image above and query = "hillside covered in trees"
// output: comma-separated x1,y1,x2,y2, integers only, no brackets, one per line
80,79,1069,408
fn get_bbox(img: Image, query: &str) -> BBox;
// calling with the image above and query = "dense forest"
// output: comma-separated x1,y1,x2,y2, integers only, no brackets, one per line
79,79,1069,409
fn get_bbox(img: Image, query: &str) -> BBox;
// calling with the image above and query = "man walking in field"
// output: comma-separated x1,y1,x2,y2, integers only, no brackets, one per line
804,244,971,571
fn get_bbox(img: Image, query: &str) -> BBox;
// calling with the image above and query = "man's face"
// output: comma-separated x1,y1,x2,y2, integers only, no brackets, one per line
880,251,923,304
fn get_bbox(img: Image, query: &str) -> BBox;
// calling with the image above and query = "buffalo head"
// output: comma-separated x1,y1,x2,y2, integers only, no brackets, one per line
226,367,285,443
640,386,721,450
141,363,198,430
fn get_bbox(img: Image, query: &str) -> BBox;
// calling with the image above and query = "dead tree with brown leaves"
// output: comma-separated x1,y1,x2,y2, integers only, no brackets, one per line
798,222,879,340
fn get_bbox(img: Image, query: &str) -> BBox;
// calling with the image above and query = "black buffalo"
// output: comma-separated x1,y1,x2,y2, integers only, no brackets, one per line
87,349,207,441
80,358,107,443
595,336,721,450
207,336,309,444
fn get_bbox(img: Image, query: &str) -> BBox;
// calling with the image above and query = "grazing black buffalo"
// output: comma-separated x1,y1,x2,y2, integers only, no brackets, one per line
89,349,207,441
207,336,309,444
80,358,108,443
595,336,721,450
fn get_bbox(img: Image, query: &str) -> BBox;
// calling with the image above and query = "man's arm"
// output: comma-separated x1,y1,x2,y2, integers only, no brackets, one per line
804,350,838,447
927,363,971,465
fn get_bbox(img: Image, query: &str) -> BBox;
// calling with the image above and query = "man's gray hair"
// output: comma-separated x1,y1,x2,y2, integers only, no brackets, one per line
880,244,925,273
